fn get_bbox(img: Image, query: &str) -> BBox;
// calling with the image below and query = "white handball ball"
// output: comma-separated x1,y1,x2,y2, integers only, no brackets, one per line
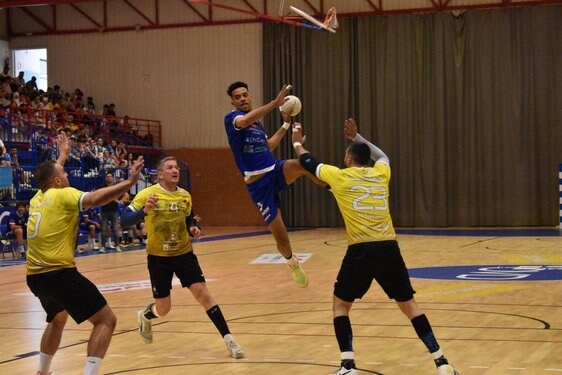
279,95,302,116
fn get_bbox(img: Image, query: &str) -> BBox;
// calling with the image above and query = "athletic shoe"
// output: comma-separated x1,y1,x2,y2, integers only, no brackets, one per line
437,364,461,375
331,366,358,375
115,246,122,253
225,340,245,359
288,262,308,287
137,310,153,344
92,243,100,250
99,247,106,253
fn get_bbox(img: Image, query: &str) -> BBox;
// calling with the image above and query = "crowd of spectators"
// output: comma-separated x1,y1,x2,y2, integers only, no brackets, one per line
0,59,155,148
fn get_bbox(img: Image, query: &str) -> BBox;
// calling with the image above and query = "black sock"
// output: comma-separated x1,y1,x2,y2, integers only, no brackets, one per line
412,314,448,367
333,316,353,352
206,305,230,337
143,303,158,320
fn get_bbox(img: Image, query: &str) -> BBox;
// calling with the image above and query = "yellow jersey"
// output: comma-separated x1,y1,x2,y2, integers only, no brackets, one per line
26,187,86,275
318,161,396,245
129,183,193,256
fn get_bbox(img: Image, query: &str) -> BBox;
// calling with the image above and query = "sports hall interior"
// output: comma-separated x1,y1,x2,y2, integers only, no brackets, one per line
0,1,561,374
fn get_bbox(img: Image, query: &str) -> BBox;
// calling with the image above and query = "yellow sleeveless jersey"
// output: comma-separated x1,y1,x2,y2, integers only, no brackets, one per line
26,187,85,275
129,183,193,256
318,161,396,245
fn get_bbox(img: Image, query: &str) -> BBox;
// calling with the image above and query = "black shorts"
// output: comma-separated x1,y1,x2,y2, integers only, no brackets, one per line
26,268,107,324
147,251,205,299
334,240,416,303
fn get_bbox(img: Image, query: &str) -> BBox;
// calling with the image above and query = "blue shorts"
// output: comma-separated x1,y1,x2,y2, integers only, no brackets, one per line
246,160,288,225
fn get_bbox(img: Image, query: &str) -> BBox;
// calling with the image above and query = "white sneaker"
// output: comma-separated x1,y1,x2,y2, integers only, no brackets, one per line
437,364,461,375
115,246,122,253
99,247,106,253
107,242,116,249
331,367,358,375
92,242,100,250
225,340,244,359
137,310,153,344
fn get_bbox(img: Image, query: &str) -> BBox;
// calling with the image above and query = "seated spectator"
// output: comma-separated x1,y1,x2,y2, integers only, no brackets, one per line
115,140,127,159
79,207,101,251
101,149,116,170
8,202,28,259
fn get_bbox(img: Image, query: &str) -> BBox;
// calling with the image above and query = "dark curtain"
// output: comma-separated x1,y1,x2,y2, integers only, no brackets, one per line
263,5,562,227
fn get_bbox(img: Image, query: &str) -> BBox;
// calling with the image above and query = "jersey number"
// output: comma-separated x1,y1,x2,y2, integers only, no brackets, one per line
27,212,43,239
351,185,388,211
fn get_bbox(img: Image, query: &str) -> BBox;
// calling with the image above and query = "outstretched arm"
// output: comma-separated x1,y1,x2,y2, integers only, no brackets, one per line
82,157,144,209
56,132,71,166
121,192,158,227
234,84,293,129
291,123,325,179
344,118,389,164
267,110,293,151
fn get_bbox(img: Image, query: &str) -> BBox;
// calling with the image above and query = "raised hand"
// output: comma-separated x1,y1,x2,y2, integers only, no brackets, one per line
57,132,71,156
128,156,145,184
291,122,307,145
344,118,358,140
273,84,293,108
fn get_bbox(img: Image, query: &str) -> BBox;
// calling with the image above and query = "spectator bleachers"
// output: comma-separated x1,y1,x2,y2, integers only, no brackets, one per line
0,108,189,207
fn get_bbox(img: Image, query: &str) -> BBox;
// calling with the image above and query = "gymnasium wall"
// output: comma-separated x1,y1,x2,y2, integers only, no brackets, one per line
9,22,265,225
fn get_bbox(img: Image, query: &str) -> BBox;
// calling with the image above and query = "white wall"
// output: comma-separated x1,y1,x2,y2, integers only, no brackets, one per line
9,23,262,149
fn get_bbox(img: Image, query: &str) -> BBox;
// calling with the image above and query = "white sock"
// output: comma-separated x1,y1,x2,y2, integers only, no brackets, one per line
431,348,444,360
286,254,298,266
224,333,234,344
38,352,54,374
84,356,102,375
341,351,354,360
151,303,161,318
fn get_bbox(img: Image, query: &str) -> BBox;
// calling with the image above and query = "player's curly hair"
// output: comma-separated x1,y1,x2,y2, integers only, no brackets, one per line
226,81,248,97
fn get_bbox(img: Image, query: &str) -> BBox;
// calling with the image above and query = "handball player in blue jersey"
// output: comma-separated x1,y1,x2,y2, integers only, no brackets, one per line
224,81,324,287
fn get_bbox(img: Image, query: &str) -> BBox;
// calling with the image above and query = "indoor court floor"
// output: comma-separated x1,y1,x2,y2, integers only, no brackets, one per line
1,226,561,374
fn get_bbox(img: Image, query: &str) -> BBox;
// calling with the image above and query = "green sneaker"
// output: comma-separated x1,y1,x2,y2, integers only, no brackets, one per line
289,262,309,288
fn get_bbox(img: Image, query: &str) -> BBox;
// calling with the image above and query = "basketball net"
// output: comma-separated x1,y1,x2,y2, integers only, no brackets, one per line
323,6,339,30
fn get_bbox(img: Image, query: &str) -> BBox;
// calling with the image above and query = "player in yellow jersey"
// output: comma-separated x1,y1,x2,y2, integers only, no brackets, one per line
26,132,145,375
121,156,244,359
292,119,460,375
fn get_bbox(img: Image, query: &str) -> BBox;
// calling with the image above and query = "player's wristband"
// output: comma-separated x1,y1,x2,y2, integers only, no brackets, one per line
293,142,302,148
282,122,291,130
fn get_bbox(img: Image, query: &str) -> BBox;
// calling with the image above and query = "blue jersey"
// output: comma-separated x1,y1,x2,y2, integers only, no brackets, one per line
224,110,277,177
9,211,28,228
80,207,100,224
